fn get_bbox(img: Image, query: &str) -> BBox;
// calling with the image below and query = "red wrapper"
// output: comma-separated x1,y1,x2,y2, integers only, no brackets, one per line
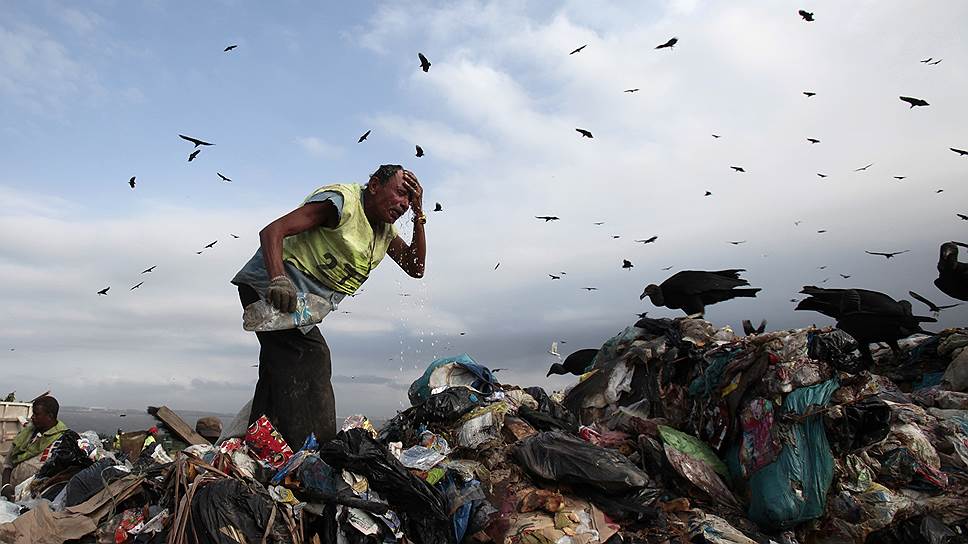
244,415,293,468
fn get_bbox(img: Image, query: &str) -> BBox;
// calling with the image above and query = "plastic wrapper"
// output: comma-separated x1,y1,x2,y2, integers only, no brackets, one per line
242,292,333,332
244,415,294,469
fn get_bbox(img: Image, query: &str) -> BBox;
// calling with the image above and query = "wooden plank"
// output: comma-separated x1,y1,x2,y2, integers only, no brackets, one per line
150,405,209,446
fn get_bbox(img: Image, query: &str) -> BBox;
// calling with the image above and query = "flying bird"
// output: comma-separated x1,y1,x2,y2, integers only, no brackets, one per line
217,172,231,182
817,173,828,178
704,191,712,196
818,265,828,270
936,242,968,301
909,291,961,314
794,221,803,226
536,216,560,222
640,269,761,316
196,251,203,255
130,282,144,291
97,287,110,296
728,241,746,245
141,266,156,274
655,37,677,50
950,148,968,156
807,138,820,144
742,319,767,335
224,45,238,52
796,286,935,363
894,176,906,180
798,9,814,21
661,265,674,271
612,235,620,239
929,59,943,65
840,274,851,279
711,134,721,138
494,262,500,270
581,287,598,291
622,259,633,269
854,163,873,172
937,189,945,194
865,250,909,259
358,130,371,143
415,145,424,157
547,348,598,377
179,134,214,148
624,88,639,93
899,96,929,108
576,128,593,138
920,58,933,63
188,149,201,162
433,203,442,212
817,230,827,233
549,274,561,280
129,176,136,189
204,240,218,249
593,221,605,225
569,44,587,55
803,91,816,97
418,53,431,72
730,166,745,172
635,236,658,244
230,234,239,238
957,214,968,221
548,342,561,358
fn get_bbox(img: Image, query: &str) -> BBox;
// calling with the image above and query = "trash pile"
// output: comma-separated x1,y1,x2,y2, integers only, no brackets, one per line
2,317,968,543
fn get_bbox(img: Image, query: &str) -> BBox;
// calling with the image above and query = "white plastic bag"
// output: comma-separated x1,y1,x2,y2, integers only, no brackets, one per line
242,292,334,331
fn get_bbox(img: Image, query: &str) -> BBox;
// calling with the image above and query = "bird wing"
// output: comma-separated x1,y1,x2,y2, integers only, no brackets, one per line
663,270,749,294
908,291,938,311
865,251,888,257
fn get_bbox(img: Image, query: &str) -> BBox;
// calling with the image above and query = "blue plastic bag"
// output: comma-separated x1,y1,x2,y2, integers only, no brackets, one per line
408,354,498,406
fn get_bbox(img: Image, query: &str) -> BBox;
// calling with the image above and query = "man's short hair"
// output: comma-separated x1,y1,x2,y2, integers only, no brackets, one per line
369,165,403,186
33,396,59,419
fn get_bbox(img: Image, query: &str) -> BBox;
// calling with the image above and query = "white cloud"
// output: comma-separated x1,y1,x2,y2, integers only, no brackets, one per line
0,22,95,111
295,136,344,159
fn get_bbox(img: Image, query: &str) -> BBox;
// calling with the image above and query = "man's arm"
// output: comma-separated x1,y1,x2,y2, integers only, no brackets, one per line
388,171,426,278
260,200,338,279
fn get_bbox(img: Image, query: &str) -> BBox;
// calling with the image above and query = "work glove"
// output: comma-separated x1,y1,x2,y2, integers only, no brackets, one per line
267,275,297,313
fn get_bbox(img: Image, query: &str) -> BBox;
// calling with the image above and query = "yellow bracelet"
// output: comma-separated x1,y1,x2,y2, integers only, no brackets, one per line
413,212,427,225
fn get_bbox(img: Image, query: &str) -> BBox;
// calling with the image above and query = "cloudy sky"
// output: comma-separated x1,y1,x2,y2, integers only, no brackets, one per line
2,0,967,419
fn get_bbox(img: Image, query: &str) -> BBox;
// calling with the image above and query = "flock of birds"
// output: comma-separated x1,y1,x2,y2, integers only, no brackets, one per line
91,11,968,378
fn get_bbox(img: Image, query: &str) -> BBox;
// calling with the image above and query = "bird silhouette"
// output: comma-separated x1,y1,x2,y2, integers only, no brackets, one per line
803,91,816,97
97,287,110,295
546,348,598,377
204,240,218,249
728,241,746,245
704,191,712,196
569,44,587,55
358,130,370,143
188,149,200,162
742,319,767,335
217,172,231,182
622,259,633,269
661,265,674,271
641,269,760,316
950,148,968,156
730,166,745,172
655,37,677,49
817,230,827,233
624,88,639,93
894,176,906,180
865,250,909,259
549,274,561,280
712,134,721,138
798,9,814,21
418,53,431,72
936,242,968,301
796,286,935,363
929,59,943,65
840,274,851,279
130,282,144,291
818,266,828,270
957,214,968,221
535,216,560,222
909,291,960,314
937,189,945,194
129,176,136,189
179,134,214,148
230,234,240,238
581,287,598,291
817,173,828,178
807,138,820,144
899,96,929,108
494,262,500,270
794,221,803,226
593,221,605,225
576,128,593,138
635,236,658,244
612,235,620,239
141,266,156,274
224,45,238,52
433,203,442,212
415,145,424,157
854,163,873,172
196,251,203,255
920,58,933,63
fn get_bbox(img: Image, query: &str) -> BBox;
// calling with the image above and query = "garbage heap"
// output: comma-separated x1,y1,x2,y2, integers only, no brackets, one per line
2,317,968,544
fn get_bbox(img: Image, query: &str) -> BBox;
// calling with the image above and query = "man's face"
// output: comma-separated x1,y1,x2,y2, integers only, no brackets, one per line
369,170,411,223
31,406,54,431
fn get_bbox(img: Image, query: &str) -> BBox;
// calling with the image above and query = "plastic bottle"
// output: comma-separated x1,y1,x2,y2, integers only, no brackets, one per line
242,292,334,331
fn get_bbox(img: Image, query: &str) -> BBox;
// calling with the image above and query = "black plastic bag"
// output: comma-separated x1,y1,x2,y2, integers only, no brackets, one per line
189,479,294,544
826,396,891,455
809,330,862,372
513,431,650,494
64,458,129,507
416,387,484,424
319,428,452,544
523,387,577,428
517,406,578,433
36,430,92,479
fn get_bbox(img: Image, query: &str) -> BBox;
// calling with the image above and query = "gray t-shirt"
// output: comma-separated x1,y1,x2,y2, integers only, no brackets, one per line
231,191,348,312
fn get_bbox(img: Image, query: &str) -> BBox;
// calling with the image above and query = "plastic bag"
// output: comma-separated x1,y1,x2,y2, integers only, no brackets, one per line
416,387,483,423
0,499,19,524
188,478,294,544
808,329,861,371
242,292,333,332
63,458,129,507
408,354,498,405
826,396,891,455
513,431,649,494
878,447,948,492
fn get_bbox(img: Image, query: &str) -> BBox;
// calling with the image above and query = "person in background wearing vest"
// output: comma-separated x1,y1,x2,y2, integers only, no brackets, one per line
232,165,425,447
1,395,68,498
